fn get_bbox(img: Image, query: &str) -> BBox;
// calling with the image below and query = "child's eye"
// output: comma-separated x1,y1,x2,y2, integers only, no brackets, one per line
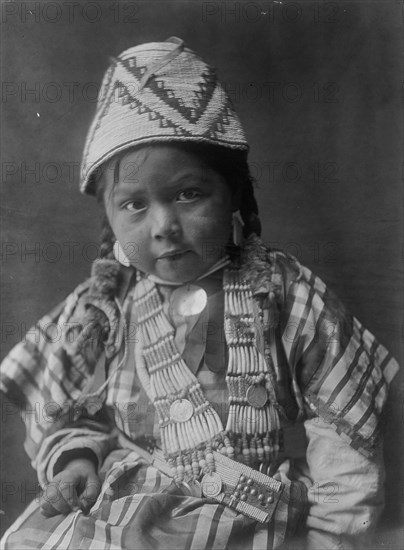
123,200,146,213
176,189,201,202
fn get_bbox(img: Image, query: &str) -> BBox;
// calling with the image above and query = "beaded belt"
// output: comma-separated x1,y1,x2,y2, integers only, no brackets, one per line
200,451,283,523
118,434,284,524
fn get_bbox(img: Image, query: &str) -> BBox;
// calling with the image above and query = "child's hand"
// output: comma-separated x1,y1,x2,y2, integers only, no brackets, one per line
40,458,101,517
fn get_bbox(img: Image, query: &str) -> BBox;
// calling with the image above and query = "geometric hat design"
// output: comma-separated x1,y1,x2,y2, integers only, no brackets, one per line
80,37,249,195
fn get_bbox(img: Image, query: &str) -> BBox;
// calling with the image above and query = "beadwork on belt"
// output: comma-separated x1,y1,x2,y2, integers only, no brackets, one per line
133,262,282,490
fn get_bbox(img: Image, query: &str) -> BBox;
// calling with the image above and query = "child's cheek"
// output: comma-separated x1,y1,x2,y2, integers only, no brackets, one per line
185,210,219,237
118,216,145,239
192,199,231,228
188,219,232,252
197,204,232,232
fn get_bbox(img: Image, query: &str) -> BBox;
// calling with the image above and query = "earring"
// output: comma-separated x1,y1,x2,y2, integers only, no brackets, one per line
113,241,131,267
232,210,244,247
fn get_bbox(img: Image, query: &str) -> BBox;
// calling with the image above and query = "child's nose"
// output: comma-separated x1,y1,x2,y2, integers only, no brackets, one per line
150,204,181,240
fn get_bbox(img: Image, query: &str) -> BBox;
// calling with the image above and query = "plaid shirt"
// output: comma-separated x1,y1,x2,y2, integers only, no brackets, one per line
0,251,399,549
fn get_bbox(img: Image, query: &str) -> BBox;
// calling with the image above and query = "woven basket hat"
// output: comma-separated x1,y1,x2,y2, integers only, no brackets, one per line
80,37,249,195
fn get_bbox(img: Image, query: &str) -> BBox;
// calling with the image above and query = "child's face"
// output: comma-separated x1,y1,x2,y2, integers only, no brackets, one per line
102,145,234,283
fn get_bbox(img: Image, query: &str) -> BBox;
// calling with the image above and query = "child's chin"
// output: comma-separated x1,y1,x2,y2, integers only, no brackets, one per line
155,262,203,284
157,269,200,284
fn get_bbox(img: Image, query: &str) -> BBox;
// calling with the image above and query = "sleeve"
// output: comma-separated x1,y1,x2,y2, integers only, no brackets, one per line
0,281,119,488
294,418,385,550
270,255,399,547
276,257,399,459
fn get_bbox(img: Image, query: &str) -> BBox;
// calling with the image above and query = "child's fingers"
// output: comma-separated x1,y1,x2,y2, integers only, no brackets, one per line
40,498,60,518
39,470,101,516
40,490,75,517
40,477,81,517
58,480,81,513
40,481,66,517
78,475,101,513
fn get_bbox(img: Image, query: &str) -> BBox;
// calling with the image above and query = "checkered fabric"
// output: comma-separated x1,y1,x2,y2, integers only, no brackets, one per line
80,37,248,195
0,249,399,549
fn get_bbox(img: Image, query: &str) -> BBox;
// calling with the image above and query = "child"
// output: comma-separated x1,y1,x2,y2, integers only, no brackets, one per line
0,37,399,550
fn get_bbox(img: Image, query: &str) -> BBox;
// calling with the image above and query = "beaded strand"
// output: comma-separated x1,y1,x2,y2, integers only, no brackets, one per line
132,265,281,482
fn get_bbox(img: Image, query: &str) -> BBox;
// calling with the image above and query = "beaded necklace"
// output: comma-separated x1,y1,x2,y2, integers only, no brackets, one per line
133,260,281,485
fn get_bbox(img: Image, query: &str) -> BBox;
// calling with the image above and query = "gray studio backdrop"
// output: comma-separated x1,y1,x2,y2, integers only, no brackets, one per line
1,0,402,544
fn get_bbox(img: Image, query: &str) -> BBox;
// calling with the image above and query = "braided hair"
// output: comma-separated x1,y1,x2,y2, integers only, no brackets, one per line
67,143,261,369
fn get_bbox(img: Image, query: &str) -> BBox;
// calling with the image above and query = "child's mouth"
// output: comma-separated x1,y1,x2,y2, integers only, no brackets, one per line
157,250,191,262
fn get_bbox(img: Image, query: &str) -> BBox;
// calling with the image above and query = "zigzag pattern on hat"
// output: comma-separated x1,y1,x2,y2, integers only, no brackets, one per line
81,40,248,194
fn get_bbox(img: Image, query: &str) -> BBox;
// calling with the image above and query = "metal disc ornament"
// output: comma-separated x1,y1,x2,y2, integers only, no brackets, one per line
170,285,207,317
246,385,268,408
201,472,223,498
169,399,194,422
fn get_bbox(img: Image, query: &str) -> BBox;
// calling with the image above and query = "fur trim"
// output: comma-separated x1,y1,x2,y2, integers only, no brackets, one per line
63,259,122,369
239,234,283,328
90,259,121,296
